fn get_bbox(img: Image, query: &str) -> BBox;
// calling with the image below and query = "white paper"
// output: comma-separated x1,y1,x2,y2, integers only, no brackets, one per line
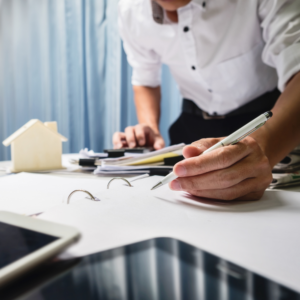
0,173,110,215
276,154,300,167
128,174,149,182
101,143,185,166
96,165,170,171
95,170,150,175
79,148,108,158
39,175,300,293
94,164,172,175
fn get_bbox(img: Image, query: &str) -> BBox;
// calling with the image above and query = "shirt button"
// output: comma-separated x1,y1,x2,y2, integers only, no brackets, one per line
191,66,196,70
183,26,189,32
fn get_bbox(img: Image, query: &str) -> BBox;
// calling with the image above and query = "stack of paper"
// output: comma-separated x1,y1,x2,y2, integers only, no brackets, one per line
270,145,300,188
269,172,300,189
291,144,300,155
272,153,300,173
94,144,185,175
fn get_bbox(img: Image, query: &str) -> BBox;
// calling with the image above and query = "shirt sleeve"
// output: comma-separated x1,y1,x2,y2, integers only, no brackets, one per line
259,0,300,91
118,2,162,87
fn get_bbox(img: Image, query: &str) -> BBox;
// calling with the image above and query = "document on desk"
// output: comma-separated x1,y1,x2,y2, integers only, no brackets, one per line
0,173,110,215
39,175,300,293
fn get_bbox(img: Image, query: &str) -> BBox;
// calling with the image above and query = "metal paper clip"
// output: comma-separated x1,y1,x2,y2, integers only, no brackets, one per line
107,177,133,189
67,190,99,204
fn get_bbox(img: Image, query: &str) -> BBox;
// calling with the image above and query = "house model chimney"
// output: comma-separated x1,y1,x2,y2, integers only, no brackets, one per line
44,121,58,132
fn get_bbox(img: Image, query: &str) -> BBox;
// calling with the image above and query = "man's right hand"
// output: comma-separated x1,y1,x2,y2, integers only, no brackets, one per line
113,124,165,150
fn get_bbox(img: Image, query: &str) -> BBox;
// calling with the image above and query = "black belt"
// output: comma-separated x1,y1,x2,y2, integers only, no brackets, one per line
182,89,280,120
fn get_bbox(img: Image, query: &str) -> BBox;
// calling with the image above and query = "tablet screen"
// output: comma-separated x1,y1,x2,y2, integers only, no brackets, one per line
9,237,299,299
0,221,59,269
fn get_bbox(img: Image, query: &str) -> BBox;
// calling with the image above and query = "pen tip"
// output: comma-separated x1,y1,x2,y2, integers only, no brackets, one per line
268,111,273,118
151,182,163,190
265,111,273,119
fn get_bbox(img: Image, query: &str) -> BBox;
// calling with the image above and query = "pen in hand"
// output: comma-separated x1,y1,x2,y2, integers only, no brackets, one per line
151,111,273,190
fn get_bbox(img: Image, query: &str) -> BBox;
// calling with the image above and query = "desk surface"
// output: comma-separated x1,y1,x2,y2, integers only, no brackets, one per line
0,154,103,179
1,155,300,300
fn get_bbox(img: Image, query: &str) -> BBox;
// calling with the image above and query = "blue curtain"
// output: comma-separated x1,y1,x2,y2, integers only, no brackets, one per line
0,0,181,161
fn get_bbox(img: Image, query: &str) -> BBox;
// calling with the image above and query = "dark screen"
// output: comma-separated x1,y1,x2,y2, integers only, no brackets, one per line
0,221,59,269
18,238,298,300
1,238,300,300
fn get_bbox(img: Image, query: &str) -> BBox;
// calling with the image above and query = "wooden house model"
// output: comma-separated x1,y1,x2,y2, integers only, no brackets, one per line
2,119,67,172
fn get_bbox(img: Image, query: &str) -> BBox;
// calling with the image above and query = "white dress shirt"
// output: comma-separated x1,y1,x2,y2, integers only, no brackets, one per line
118,0,300,116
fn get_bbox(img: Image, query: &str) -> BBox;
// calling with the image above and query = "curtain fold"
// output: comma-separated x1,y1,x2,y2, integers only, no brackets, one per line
0,0,181,161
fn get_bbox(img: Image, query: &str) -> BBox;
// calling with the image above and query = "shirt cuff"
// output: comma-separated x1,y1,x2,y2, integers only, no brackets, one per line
276,43,300,91
131,68,161,87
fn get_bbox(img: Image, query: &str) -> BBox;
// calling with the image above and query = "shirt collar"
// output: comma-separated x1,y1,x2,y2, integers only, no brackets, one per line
151,0,203,24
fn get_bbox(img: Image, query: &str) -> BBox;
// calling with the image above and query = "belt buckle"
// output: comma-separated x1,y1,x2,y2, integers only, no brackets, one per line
202,111,226,120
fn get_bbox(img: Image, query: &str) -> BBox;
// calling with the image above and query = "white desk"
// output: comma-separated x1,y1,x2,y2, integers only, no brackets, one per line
1,154,300,294
0,154,107,180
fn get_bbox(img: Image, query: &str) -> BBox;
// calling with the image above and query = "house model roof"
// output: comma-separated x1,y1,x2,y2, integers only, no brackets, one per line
2,119,68,146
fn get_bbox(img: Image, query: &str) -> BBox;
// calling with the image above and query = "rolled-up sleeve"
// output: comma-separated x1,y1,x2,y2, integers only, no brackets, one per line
259,0,300,91
118,2,161,87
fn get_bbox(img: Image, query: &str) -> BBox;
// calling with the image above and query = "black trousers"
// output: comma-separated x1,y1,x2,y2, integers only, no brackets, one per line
169,90,280,145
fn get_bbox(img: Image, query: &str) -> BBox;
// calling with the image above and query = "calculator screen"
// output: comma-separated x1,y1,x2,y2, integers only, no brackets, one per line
0,221,59,269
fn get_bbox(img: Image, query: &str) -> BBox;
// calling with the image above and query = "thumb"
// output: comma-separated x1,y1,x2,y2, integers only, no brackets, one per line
153,136,165,150
183,137,223,158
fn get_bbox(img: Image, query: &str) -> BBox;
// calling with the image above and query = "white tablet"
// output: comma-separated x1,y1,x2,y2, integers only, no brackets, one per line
0,211,80,287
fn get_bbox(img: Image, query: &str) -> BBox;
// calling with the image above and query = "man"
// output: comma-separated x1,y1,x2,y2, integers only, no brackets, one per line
113,0,300,201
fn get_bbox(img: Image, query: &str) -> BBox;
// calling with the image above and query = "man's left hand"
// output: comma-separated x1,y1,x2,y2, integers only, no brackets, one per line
169,136,273,201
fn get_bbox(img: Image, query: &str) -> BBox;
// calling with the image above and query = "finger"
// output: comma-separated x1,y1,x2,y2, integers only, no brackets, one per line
141,126,165,149
134,125,147,146
184,176,271,201
183,138,223,158
153,136,165,150
124,126,137,148
113,132,127,149
174,141,252,177
172,159,259,191
191,137,224,149
182,146,202,158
